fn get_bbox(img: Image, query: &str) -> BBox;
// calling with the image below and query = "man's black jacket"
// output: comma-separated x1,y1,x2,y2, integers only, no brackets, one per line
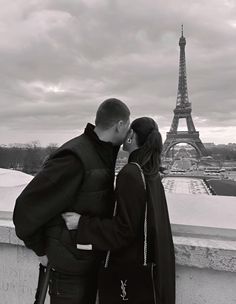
13,124,119,257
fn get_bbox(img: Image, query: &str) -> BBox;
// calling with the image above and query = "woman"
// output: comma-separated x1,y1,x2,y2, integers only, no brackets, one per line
63,117,175,304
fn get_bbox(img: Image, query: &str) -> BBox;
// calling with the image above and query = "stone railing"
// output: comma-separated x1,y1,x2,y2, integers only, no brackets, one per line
0,193,236,304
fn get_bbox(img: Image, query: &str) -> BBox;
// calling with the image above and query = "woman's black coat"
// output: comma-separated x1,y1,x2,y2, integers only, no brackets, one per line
77,154,176,304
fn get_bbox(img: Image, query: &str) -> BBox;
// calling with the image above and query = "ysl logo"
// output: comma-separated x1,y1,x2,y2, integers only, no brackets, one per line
120,280,128,301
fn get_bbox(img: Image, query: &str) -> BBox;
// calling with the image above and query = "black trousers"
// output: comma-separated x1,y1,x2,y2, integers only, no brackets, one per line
49,268,98,304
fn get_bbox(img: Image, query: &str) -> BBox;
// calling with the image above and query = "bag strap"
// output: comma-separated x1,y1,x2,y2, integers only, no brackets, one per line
130,162,148,266
104,162,148,268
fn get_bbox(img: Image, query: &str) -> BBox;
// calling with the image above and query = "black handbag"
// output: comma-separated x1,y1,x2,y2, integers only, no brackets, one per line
98,162,157,304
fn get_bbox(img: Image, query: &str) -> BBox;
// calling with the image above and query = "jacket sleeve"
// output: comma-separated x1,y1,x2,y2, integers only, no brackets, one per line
76,165,146,251
13,152,83,256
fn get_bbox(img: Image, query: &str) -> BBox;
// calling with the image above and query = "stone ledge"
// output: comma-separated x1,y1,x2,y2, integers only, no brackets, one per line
174,236,236,273
172,223,236,241
0,221,236,273
0,221,23,246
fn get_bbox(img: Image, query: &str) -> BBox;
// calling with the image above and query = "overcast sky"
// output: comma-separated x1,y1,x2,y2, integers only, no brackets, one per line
0,0,235,146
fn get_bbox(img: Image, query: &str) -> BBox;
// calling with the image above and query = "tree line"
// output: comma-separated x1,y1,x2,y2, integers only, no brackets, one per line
0,142,235,176
0,142,58,175
206,146,236,161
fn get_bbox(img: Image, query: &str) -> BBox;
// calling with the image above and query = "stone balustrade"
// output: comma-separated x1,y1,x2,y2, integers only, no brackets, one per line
0,193,236,303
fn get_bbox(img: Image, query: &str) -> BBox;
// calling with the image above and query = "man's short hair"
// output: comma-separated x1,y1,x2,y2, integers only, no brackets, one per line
95,98,130,129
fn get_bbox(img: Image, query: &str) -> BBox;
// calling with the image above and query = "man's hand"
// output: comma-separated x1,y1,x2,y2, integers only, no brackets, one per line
38,255,48,267
62,212,81,230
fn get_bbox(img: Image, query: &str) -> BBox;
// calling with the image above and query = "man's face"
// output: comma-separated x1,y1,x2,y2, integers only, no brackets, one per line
116,118,130,145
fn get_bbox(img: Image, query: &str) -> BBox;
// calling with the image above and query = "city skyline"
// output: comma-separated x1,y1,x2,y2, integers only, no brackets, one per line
0,0,236,146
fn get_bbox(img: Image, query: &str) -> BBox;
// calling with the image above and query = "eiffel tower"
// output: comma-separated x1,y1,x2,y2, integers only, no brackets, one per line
162,26,208,158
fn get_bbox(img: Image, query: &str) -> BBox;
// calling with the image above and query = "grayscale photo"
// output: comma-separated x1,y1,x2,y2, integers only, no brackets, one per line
0,1,236,304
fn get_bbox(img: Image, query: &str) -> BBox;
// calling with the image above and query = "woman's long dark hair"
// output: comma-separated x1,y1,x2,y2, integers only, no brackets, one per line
130,117,162,175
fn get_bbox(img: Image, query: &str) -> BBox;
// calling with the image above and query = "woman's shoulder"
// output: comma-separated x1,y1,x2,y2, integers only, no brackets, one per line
117,163,145,192
118,162,142,179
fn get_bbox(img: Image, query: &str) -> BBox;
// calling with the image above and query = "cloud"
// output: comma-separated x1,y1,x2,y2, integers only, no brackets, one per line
0,0,235,145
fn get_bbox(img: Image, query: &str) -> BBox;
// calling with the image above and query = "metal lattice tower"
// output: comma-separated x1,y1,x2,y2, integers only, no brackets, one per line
162,26,208,158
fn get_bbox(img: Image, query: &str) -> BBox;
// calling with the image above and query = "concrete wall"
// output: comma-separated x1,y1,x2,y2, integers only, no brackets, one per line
176,265,236,304
1,193,236,303
0,243,49,304
0,223,50,304
1,221,236,303
174,235,236,303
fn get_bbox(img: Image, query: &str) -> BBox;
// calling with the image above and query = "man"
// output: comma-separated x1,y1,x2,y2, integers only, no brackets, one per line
13,98,130,304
